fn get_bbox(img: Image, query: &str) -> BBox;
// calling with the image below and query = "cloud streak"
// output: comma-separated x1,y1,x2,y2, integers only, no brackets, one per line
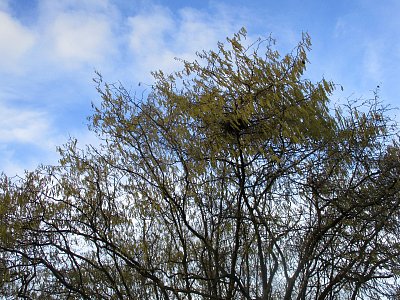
0,101,51,145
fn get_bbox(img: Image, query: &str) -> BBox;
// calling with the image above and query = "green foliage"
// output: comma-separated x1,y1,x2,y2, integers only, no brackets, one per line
1,28,400,299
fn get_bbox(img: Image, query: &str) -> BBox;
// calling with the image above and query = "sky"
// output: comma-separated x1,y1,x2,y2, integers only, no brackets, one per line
0,0,399,175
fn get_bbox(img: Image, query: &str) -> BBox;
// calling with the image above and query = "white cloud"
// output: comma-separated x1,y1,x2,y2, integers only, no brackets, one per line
0,0,117,74
0,102,51,145
0,11,36,73
0,99,61,174
127,6,176,75
126,5,240,78
174,8,229,55
128,6,174,53
47,12,114,68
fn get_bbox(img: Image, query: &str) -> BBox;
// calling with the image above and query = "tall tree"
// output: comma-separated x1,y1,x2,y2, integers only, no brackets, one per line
1,28,400,299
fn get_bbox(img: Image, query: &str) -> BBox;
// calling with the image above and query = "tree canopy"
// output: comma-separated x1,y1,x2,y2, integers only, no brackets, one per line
1,28,400,299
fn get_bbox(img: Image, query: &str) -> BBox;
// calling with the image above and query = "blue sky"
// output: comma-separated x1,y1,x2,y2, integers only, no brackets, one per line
1,0,399,175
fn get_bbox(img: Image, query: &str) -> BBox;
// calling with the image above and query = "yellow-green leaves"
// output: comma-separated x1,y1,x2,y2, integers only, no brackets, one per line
140,29,337,168
3,29,399,300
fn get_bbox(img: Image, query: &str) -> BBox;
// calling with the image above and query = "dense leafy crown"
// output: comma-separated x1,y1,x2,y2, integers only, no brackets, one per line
1,28,400,299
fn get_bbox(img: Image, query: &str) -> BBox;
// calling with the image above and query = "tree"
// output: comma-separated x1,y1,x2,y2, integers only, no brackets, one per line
1,28,400,299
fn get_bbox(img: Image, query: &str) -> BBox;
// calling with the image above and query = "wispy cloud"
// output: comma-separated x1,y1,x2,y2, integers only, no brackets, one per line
0,10,35,73
0,101,51,145
45,12,114,69
126,5,243,80
0,100,56,175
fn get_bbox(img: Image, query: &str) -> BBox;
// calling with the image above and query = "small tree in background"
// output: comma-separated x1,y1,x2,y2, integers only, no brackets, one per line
1,28,400,299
